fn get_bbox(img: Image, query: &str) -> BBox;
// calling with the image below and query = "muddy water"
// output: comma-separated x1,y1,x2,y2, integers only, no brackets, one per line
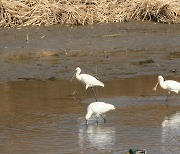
0,21,180,153
0,76,180,153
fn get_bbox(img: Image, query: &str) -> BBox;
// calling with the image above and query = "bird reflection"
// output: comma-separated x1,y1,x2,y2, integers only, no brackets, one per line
78,125,116,151
161,112,180,152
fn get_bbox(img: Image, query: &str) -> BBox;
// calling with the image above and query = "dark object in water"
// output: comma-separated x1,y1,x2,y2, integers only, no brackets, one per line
128,148,146,154
48,76,57,81
17,77,41,81
171,69,176,73
139,59,155,64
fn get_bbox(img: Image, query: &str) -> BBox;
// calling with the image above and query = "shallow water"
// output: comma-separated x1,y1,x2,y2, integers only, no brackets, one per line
0,21,180,153
0,76,180,153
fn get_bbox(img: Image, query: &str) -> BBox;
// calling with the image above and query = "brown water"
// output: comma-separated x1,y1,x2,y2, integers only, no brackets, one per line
0,76,180,153
0,21,180,153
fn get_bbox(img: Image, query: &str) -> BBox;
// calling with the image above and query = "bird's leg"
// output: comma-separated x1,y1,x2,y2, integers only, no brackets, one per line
165,97,169,107
79,89,87,103
96,115,99,125
165,92,170,106
165,94,169,102
100,115,106,123
86,119,88,127
91,87,97,101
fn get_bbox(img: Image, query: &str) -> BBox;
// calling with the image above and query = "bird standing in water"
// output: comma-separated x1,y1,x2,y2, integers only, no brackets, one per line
71,67,104,103
85,102,115,125
128,148,146,154
153,75,180,103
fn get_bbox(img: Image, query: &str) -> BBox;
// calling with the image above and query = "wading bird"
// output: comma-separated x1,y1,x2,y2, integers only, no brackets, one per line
85,102,115,125
128,148,146,154
153,75,180,103
71,67,104,103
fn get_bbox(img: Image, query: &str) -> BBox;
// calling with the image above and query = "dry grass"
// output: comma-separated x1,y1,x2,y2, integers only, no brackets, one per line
36,51,58,57
0,0,179,27
1,52,32,61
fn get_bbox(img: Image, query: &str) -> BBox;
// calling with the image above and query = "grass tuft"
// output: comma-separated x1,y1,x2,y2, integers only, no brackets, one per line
0,0,179,27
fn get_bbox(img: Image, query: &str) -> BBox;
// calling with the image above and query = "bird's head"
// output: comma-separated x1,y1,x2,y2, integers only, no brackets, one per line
128,148,146,154
107,104,115,111
153,75,164,91
158,75,164,82
85,113,91,120
70,67,81,82
76,67,81,72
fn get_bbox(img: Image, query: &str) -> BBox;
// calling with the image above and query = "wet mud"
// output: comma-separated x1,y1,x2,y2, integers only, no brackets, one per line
0,21,180,81
0,21,180,153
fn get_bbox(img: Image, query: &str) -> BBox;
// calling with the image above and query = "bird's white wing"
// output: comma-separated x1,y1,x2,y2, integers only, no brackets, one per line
81,74,104,87
91,102,110,114
165,80,180,93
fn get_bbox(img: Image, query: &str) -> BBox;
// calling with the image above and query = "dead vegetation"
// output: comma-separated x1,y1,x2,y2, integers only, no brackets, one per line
0,0,179,27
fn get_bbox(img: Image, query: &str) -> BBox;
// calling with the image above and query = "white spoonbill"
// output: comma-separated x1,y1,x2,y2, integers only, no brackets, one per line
71,67,104,103
85,102,115,125
153,75,180,103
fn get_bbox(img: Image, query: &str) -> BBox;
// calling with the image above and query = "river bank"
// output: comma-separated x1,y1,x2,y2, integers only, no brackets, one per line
0,21,180,82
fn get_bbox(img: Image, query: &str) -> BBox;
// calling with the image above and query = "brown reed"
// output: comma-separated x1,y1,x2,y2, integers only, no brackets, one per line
0,0,179,27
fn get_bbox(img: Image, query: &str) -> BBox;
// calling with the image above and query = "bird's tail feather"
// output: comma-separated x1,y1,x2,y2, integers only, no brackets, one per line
99,81,104,87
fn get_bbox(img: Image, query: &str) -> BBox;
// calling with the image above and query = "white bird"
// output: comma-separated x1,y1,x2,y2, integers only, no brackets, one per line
71,67,104,103
153,75,180,103
85,102,115,125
